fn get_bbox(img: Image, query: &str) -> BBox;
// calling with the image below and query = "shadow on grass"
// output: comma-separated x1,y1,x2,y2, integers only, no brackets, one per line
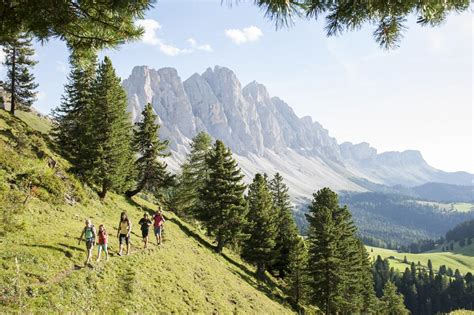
125,197,156,216
166,217,289,309
22,243,75,258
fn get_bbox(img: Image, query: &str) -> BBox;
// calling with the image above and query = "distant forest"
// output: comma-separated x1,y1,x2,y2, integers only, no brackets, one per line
295,192,473,247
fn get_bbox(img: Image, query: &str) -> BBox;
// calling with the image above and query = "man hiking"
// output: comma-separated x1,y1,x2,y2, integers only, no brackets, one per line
138,212,152,249
152,207,165,246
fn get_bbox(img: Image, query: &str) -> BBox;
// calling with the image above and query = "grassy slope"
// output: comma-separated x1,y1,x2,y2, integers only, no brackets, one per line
367,245,474,274
0,110,293,313
415,200,474,213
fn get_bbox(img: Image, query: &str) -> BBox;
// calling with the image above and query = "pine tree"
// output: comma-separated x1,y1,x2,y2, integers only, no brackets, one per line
84,56,134,200
380,281,409,315
179,132,212,217
287,237,309,308
269,172,299,278
306,187,371,313
52,55,96,166
242,173,278,279
199,140,247,253
126,103,170,198
2,33,38,115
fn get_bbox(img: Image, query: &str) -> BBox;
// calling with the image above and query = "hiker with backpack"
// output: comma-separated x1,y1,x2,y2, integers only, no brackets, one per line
117,212,132,256
78,219,96,266
138,212,152,249
152,208,165,246
96,224,109,262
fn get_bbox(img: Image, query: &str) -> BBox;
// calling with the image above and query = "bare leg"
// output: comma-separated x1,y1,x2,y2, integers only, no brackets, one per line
126,239,130,255
97,246,102,262
86,247,92,265
105,247,109,261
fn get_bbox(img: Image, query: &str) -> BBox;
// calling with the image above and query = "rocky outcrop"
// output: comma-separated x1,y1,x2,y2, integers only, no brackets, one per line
122,65,474,195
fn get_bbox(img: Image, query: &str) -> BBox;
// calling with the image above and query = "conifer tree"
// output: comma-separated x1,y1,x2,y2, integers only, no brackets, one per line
126,103,170,198
199,140,246,253
269,172,299,278
84,56,134,200
52,56,96,166
306,187,372,314
380,281,409,315
242,173,278,279
179,132,212,217
287,237,309,308
2,33,38,115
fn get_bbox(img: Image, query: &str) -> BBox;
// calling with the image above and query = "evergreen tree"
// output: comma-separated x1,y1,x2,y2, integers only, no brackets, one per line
380,281,409,315
199,140,246,253
306,187,370,313
52,56,96,166
269,172,300,278
126,103,170,198
2,33,38,115
84,56,134,199
287,237,309,308
179,132,212,217
242,173,278,279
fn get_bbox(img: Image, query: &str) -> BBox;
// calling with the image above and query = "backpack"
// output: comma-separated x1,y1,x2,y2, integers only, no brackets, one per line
85,225,95,240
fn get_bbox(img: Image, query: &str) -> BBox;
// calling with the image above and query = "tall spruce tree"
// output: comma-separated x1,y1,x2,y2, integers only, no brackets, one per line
269,172,299,278
84,56,134,200
179,131,212,217
199,140,246,253
306,187,373,314
287,237,309,308
380,281,409,315
242,173,278,279
52,56,96,166
2,33,38,115
126,103,170,198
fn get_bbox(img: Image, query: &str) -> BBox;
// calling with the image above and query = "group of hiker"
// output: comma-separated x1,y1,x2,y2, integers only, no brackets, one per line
78,207,166,265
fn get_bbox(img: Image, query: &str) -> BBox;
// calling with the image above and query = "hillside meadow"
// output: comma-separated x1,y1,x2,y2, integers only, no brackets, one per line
0,109,295,313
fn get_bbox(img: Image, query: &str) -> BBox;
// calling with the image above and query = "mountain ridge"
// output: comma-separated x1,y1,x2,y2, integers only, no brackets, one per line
123,65,473,198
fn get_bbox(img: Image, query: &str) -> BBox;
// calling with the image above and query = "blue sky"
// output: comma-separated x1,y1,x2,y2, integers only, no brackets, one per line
1,1,472,173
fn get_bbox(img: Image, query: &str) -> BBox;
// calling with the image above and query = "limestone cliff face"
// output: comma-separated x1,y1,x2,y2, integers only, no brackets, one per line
123,65,473,196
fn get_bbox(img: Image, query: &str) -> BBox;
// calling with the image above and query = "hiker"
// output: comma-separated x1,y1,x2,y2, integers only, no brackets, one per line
117,212,132,256
78,219,96,266
152,207,165,246
96,224,109,262
138,212,152,249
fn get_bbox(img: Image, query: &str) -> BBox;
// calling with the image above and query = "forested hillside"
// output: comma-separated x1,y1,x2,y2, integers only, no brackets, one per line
295,192,472,246
0,110,294,313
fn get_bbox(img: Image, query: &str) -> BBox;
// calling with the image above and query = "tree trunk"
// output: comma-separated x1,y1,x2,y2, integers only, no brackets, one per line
215,234,224,253
125,178,146,198
98,182,108,200
256,262,265,280
10,46,16,115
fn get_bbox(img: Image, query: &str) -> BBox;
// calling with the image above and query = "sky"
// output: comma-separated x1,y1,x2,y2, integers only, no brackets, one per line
0,1,472,173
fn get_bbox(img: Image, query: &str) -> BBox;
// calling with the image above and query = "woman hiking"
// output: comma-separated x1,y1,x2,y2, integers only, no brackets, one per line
138,212,152,249
117,212,132,256
152,208,165,246
78,219,96,266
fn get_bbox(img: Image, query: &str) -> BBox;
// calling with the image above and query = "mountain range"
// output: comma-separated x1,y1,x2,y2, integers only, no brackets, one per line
123,65,473,199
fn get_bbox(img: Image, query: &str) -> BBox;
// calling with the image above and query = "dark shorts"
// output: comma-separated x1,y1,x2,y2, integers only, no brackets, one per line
141,228,149,238
119,234,129,245
86,238,95,250
154,226,162,236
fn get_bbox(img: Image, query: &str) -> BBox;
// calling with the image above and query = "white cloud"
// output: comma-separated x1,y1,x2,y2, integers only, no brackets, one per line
187,38,213,52
225,26,263,45
158,43,191,56
136,19,162,45
135,19,212,56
